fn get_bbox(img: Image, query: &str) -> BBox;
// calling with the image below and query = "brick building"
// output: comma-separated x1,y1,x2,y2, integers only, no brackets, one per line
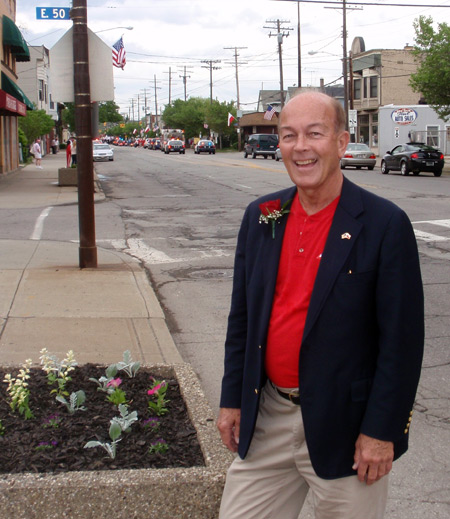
0,0,31,174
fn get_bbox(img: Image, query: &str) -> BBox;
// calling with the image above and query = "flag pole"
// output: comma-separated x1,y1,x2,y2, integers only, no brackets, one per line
70,0,97,268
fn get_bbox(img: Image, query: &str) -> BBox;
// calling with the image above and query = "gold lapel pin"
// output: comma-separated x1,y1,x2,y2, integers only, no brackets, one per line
341,232,351,240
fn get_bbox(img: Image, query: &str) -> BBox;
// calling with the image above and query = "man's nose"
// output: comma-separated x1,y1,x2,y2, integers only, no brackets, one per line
293,134,308,151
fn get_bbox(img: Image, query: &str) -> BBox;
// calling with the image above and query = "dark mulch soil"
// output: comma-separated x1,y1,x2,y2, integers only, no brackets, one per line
0,365,204,474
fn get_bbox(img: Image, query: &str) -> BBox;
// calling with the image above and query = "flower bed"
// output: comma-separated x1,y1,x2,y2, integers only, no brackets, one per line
0,358,232,518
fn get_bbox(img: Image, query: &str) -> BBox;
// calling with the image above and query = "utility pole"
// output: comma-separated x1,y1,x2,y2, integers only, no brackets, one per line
70,0,97,268
264,19,293,109
324,1,361,131
201,60,221,103
178,66,192,102
153,75,161,128
224,46,247,151
164,67,174,104
342,0,349,131
297,1,302,88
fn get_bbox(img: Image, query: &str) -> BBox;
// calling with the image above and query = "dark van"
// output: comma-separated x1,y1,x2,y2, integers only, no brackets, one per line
244,134,279,159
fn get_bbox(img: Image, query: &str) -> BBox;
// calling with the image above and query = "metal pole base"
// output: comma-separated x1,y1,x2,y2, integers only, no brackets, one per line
79,246,98,268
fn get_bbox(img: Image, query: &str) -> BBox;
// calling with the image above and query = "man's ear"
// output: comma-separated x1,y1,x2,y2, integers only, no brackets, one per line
338,131,350,158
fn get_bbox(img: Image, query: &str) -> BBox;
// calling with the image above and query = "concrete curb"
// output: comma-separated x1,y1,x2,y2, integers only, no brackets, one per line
0,363,233,519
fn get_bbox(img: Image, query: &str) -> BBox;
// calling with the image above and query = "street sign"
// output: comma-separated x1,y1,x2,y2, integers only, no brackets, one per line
348,109,357,128
36,7,70,20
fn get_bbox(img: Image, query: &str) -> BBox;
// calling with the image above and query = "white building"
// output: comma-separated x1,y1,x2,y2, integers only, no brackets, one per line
379,104,450,155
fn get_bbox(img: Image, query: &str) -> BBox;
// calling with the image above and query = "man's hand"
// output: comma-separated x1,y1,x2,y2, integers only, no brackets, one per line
217,408,241,453
353,433,394,485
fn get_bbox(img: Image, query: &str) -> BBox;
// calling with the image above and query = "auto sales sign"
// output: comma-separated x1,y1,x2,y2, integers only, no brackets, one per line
391,108,417,125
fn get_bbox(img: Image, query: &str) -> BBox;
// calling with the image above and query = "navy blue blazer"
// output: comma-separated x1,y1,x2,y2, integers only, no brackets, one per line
220,177,424,479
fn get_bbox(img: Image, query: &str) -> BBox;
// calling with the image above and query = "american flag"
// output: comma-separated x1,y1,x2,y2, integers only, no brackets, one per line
112,37,126,70
264,104,277,120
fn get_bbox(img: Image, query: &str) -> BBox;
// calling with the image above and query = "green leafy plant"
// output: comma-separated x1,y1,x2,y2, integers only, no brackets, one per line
147,378,169,416
40,348,77,397
106,378,127,406
148,439,169,455
3,359,34,419
115,350,141,378
56,390,87,414
142,417,160,431
35,441,58,451
111,404,138,433
41,413,62,429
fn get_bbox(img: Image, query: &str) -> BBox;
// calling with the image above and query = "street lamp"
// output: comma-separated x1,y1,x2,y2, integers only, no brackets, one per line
94,26,133,33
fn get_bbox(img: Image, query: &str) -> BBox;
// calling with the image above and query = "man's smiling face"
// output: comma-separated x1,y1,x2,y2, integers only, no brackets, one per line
279,93,349,198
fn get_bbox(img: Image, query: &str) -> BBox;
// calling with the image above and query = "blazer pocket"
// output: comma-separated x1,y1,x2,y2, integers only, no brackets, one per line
351,378,373,403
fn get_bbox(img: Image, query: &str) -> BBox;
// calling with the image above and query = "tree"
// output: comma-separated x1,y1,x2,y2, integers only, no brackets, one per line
161,97,209,139
61,102,75,132
18,109,55,144
410,16,450,121
205,100,237,149
98,101,123,123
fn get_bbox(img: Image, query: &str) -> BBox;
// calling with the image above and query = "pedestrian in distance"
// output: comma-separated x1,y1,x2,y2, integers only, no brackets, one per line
32,138,42,169
51,138,57,154
66,139,72,168
217,92,424,519
71,137,77,166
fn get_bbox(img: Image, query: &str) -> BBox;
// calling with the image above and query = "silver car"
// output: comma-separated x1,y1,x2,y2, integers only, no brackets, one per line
340,143,376,170
93,143,114,162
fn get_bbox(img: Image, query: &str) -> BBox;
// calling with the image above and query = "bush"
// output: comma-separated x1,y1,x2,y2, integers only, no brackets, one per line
18,128,30,162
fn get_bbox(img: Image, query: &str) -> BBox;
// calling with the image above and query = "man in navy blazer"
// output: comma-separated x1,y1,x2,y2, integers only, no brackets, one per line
217,92,424,519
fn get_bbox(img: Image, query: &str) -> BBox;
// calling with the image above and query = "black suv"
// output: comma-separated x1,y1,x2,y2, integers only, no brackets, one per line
244,134,279,159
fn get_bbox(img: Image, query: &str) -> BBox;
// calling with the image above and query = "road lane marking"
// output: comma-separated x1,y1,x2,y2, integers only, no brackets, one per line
414,230,449,242
413,219,450,229
30,206,53,240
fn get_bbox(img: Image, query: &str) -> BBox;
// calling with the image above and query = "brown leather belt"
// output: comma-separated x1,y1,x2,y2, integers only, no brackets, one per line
272,382,300,405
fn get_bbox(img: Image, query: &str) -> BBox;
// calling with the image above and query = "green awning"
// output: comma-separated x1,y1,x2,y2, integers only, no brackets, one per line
1,72,34,110
2,16,30,62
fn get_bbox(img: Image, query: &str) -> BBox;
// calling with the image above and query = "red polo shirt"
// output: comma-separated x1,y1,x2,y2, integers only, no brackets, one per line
265,194,340,388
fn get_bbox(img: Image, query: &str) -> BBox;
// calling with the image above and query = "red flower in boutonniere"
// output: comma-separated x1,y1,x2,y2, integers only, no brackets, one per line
259,198,291,239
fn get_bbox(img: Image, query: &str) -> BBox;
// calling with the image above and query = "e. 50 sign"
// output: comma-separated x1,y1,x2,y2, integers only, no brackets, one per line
36,7,70,20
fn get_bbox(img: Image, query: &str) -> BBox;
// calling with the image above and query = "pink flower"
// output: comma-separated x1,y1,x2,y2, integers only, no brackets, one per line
147,381,166,396
107,378,122,389
147,384,162,396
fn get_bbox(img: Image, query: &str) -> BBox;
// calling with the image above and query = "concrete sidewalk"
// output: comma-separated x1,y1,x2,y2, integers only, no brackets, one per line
0,152,183,368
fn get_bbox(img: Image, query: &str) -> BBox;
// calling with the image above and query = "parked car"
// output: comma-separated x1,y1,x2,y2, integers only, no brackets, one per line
244,134,278,159
340,143,376,170
93,143,114,161
194,140,216,154
164,139,185,154
381,142,444,177
275,147,282,161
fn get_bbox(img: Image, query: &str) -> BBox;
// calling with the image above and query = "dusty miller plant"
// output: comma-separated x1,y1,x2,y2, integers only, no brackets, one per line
84,404,138,459
115,350,140,378
56,390,87,414
89,364,119,392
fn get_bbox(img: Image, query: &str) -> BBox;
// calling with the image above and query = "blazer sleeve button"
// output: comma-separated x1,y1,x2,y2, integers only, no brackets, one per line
255,388,259,395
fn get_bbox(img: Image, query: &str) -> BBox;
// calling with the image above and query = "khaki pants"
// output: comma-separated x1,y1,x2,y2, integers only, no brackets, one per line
219,381,388,519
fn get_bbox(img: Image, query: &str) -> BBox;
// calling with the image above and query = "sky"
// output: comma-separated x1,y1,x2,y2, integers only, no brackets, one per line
16,0,450,118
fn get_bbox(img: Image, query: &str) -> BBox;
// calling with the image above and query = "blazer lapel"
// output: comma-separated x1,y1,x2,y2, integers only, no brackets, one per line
258,187,297,342
302,178,364,342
